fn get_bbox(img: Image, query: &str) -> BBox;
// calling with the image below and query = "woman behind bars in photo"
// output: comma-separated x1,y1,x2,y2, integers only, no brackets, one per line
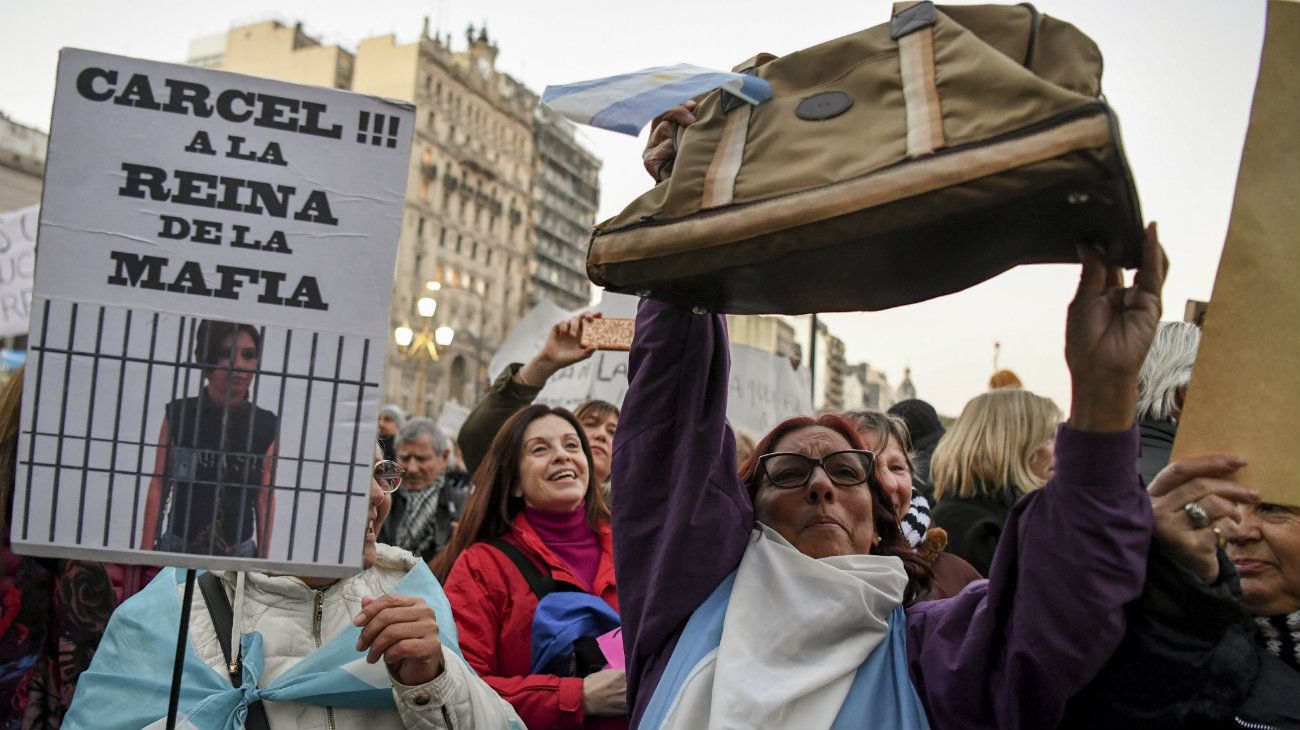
139,320,279,558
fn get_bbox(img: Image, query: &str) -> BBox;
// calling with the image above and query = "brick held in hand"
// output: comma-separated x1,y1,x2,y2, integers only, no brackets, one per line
580,318,635,351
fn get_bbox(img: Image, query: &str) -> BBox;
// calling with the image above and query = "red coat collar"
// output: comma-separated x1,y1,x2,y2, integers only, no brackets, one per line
509,511,619,610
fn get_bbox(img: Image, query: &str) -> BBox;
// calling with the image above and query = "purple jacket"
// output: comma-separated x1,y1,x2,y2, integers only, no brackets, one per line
611,299,1152,730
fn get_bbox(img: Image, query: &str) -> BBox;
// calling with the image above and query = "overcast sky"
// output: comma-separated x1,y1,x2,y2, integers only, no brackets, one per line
0,0,1268,415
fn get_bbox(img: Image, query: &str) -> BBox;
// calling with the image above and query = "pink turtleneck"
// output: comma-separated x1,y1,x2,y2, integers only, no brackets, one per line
524,503,601,592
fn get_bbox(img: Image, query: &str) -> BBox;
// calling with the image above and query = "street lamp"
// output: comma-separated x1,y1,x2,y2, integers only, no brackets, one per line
392,291,450,415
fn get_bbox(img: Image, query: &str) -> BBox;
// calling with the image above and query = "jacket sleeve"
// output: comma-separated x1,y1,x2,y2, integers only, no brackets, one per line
458,364,543,477
611,298,755,723
905,426,1152,730
1061,545,1260,729
390,647,525,729
443,547,586,729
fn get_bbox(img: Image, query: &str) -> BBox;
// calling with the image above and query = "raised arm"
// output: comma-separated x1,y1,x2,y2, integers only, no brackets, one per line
459,313,597,475
906,226,1170,729
611,298,754,722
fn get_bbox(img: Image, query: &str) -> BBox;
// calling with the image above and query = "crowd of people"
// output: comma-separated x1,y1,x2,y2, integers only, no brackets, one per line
1,103,1296,730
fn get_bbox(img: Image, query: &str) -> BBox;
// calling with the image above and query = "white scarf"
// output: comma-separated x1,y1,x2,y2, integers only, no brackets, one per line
659,525,909,730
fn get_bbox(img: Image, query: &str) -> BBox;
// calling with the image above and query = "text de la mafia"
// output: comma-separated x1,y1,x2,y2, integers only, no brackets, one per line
74,66,371,312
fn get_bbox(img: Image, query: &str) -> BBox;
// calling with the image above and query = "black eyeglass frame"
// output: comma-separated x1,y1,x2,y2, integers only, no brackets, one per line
757,449,876,489
373,459,406,494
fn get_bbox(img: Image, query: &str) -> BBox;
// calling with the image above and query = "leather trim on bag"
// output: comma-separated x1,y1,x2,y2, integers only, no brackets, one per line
891,1,937,39
701,103,753,209
899,23,945,157
589,112,1113,265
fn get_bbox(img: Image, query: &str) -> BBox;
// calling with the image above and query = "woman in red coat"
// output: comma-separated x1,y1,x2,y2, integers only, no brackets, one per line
432,405,626,730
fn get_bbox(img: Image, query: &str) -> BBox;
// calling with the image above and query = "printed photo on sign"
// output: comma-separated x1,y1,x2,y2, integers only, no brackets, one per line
10,49,413,576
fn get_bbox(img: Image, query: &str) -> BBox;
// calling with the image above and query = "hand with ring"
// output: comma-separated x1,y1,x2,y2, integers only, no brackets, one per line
1148,455,1257,584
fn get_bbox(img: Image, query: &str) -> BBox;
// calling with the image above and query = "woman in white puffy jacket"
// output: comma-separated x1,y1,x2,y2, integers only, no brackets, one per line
64,447,523,730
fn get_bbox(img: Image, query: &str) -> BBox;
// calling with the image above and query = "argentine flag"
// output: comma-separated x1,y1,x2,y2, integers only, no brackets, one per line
542,63,773,135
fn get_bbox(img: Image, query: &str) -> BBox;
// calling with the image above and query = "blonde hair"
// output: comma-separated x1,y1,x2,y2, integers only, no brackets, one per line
930,389,1061,502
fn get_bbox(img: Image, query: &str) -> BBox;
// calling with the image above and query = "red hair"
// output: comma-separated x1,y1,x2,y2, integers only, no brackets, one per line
738,413,932,603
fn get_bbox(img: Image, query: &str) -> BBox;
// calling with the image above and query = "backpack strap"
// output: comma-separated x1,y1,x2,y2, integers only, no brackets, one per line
197,572,271,730
487,538,558,599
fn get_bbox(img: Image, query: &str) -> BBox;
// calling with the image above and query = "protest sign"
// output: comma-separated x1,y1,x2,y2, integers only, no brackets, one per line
489,293,812,436
1172,1,1300,506
9,49,413,576
0,205,38,336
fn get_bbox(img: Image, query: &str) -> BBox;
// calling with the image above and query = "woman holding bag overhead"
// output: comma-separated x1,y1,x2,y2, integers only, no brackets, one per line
612,114,1171,730
433,405,626,730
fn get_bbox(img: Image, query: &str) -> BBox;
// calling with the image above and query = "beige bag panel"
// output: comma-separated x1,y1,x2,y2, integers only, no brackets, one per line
932,13,1096,145
938,5,1102,96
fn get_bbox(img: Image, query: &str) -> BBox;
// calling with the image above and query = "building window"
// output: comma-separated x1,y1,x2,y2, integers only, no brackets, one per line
417,217,425,237
471,241,478,260
439,228,447,248
455,235,463,254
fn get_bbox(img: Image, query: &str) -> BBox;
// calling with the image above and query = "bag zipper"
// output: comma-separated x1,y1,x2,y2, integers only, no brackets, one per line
1235,717,1276,730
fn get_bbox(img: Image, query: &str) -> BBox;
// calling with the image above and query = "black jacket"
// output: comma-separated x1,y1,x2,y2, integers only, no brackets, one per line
1064,543,1300,729
929,491,1018,578
1139,418,1178,485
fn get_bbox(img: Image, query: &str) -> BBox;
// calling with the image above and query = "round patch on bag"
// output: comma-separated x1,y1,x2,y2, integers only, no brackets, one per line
796,91,853,121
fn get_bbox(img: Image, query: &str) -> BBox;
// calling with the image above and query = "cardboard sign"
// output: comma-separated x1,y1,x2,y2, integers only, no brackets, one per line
1172,1,1300,506
489,293,813,437
10,49,413,576
0,205,38,336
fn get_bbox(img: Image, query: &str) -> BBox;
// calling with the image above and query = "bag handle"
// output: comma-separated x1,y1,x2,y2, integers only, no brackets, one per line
198,572,271,730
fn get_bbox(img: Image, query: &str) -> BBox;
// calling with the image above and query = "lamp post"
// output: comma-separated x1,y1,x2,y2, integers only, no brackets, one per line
393,295,445,416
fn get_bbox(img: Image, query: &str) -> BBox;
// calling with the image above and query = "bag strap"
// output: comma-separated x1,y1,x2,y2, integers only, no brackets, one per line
488,538,558,599
197,572,271,730
892,1,946,157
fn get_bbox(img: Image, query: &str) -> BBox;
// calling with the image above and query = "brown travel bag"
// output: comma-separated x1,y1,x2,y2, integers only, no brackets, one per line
586,2,1144,314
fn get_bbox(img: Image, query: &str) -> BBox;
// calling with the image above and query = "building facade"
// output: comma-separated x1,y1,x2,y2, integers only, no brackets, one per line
0,112,46,211
531,104,599,310
352,24,536,414
187,20,353,89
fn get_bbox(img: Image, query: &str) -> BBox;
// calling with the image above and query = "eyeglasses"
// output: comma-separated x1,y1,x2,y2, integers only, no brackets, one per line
373,460,406,493
757,450,874,489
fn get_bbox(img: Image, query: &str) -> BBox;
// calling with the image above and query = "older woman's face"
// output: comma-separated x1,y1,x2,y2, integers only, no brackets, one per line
753,425,876,559
871,435,912,523
1228,502,1300,616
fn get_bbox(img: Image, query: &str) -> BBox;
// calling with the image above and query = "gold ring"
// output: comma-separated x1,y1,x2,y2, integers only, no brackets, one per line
1212,526,1226,550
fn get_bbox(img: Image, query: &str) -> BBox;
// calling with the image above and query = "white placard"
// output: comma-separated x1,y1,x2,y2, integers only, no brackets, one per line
0,205,38,336
10,49,414,577
489,293,812,437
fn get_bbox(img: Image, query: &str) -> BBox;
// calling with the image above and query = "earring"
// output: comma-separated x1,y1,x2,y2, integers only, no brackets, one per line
873,535,882,546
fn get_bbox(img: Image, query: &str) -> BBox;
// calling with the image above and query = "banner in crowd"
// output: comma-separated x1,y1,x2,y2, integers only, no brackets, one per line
10,49,414,576
489,293,813,437
0,204,38,337
1173,0,1299,506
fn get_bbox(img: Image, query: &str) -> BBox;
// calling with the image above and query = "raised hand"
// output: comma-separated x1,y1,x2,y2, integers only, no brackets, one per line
1148,455,1257,583
517,312,601,387
354,593,445,686
1065,223,1169,432
643,101,697,182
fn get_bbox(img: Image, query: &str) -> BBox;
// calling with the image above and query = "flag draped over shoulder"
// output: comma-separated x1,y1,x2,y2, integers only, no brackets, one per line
63,563,474,730
542,63,773,135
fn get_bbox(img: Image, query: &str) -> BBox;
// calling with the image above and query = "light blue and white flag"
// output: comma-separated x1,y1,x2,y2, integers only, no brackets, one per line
63,563,523,730
542,63,772,135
